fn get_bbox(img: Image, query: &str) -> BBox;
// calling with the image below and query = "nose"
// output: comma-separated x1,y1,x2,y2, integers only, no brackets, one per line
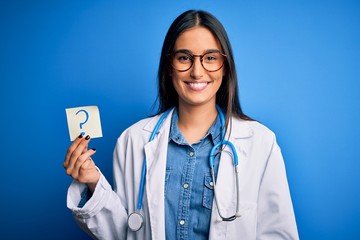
190,56,205,79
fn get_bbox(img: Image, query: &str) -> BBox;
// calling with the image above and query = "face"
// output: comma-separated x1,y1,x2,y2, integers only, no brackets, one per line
170,26,224,109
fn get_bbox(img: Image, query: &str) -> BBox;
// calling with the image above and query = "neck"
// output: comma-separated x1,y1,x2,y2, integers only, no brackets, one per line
177,103,218,144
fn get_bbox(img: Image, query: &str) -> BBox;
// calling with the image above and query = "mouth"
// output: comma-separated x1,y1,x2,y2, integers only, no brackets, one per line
185,81,210,91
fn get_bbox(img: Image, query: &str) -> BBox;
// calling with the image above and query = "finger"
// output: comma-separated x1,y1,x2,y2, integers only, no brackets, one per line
65,135,91,174
82,157,95,169
78,158,101,188
64,134,85,167
74,148,96,172
66,135,90,173
64,134,89,171
71,148,97,179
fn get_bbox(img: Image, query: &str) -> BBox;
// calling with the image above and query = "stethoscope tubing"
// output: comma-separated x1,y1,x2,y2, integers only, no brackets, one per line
136,108,173,211
129,106,241,231
210,139,241,221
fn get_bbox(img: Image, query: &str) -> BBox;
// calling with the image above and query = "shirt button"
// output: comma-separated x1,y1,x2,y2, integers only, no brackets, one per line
209,181,214,187
183,183,189,189
179,220,185,225
189,151,194,157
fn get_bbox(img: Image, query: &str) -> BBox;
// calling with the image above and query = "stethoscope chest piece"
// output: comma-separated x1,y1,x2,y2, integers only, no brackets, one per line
128,212,144,232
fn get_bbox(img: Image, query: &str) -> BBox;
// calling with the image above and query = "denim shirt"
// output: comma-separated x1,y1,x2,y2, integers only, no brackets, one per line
165,109,221,240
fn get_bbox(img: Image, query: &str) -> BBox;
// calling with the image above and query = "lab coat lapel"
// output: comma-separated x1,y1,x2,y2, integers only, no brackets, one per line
143,109,173,239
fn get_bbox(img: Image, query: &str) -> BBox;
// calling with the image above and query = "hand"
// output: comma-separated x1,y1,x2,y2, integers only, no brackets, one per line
64,134,100,193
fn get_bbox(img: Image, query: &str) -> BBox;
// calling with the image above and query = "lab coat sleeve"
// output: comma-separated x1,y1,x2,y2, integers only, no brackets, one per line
256,136,299,239
66,127,136,240
67,171,128,240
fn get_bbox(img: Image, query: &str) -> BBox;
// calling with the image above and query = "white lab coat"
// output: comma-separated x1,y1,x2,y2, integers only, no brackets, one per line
67,109,299,239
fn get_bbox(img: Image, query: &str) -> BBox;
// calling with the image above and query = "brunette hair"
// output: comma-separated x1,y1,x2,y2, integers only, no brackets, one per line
156,10,252,128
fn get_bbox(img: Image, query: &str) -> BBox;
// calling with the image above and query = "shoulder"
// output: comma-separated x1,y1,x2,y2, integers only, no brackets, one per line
232,117,275,137
116,116,154,145
231,117,277,146
230,118,282,162
116,111,170,145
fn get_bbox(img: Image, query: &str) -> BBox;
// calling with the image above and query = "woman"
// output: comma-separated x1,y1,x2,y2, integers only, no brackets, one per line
64,10,299,239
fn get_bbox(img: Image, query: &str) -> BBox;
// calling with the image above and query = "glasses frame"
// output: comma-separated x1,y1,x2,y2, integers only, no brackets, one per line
168,50,227,72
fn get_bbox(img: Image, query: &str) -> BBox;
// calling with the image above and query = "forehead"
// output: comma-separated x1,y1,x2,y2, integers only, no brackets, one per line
174,26,221,52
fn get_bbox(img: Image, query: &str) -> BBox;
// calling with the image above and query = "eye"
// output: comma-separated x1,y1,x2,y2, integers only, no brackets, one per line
175,53,192,63
203,53,219,63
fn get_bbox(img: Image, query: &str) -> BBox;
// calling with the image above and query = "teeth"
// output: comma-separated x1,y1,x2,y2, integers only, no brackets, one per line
189,82,207,89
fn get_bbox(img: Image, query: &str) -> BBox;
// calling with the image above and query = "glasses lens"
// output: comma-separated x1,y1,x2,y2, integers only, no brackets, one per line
172,52,193,71
202,52,225,72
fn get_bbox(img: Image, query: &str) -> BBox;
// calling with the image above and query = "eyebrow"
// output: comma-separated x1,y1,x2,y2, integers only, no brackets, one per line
173,49,222,55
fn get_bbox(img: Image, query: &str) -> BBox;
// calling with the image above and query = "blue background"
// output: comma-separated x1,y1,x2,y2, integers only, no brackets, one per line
1,0,359,239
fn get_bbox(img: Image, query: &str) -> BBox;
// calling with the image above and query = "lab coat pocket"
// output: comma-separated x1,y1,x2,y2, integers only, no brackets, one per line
203,174,214,209
229,202,258,238
209,202,258,240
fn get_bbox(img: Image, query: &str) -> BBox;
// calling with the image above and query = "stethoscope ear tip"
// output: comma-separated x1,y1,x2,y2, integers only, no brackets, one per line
235,212,241,217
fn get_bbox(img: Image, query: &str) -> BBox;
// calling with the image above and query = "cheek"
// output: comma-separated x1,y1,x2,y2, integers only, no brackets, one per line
171,76,181,92
221,66,225,78
171,71,186,85
214,72,224,84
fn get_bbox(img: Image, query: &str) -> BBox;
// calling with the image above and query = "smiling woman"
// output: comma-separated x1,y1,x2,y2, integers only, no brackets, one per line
64,10,299,240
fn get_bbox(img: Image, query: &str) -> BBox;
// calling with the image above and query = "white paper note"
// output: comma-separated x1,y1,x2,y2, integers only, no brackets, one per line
65,106,103,141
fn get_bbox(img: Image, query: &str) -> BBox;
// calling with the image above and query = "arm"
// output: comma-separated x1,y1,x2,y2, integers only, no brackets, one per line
67,173,128,240
64,134,129,240
256,137,299,239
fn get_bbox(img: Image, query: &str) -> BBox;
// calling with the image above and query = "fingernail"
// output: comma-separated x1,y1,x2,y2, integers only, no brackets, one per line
78,134,83,138
85,135,90,140
91,148,96,151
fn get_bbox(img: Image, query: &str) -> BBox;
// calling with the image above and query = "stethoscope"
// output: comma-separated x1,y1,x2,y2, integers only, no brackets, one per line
127,106,241,232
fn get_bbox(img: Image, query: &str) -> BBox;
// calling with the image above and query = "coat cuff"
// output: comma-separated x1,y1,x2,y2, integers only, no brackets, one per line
67,173,112,219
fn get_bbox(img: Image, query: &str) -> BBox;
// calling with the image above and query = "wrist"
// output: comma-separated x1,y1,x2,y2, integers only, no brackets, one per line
87,171,100,194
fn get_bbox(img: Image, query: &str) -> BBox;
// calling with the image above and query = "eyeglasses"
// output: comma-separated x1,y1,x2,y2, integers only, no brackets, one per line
169,50,226,72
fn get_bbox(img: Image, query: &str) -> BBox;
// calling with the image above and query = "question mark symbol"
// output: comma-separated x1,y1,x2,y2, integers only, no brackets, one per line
75,109,89,136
